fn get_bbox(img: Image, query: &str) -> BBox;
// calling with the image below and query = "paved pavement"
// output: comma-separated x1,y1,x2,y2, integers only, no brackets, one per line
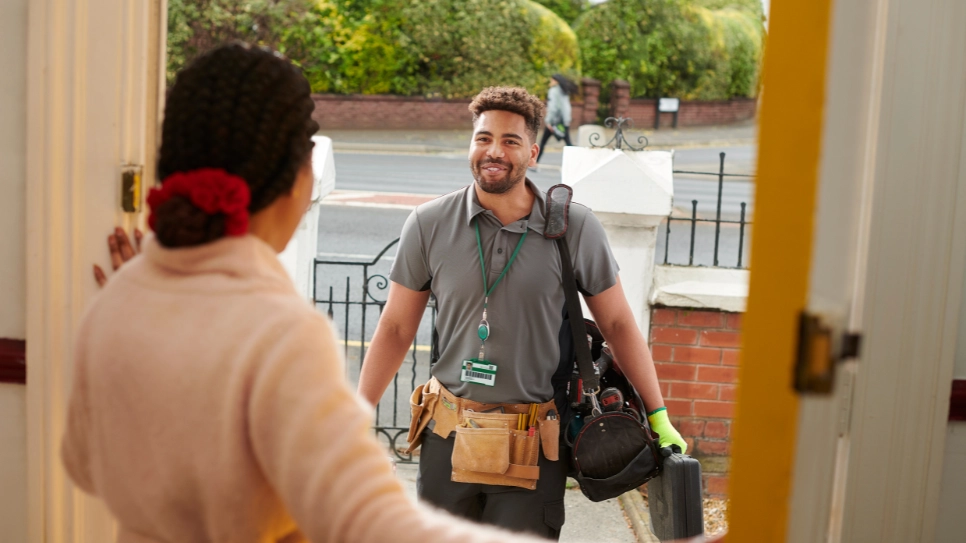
393,462,638,543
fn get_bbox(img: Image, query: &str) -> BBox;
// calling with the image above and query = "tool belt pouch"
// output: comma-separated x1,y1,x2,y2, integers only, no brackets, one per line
405,383,438,454
451,413,542,490
537,417,560,462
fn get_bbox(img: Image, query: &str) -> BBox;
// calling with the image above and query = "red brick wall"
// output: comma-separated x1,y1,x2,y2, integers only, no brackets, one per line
310,86,755,130
650,307,743,497
311,93,595,131
619,98,758,128
312,94,475,130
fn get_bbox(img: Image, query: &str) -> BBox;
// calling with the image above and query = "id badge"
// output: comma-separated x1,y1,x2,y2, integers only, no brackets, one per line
460,359,497,386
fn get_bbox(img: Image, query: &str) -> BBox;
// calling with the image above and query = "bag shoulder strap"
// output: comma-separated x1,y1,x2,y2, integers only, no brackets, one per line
556,237,599,393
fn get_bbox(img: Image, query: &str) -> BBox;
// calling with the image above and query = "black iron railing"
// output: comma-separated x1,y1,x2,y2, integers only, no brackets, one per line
665,151,753,268
314,239,437,463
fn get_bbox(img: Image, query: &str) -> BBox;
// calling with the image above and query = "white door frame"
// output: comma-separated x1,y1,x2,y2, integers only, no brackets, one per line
25,0,166,541
786,0,888,538
787,0,966,540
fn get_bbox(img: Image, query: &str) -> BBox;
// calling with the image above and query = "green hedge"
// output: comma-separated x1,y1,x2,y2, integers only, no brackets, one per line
397,0,579,98
167,0,579,99
167,0,761,102
166,0,321,85
573,0,764,101
531,0,589,24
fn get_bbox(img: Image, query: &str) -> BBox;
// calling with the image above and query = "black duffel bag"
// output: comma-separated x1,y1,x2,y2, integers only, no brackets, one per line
544,184,663,502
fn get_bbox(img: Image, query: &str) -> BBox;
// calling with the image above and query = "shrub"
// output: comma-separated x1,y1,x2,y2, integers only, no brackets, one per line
531,0,589,24
167,0,579,99
399,0,579,98
573,0,764,101
691,7,764,98
166,0,323,86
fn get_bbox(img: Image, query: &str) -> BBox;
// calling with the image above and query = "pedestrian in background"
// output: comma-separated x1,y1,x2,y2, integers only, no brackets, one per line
536,74,577,163
61,43,547,543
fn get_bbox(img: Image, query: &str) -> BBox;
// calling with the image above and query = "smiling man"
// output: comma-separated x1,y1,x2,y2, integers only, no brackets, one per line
357,87,684,539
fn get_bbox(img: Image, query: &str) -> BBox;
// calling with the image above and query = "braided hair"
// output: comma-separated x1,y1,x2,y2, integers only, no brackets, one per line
154,42,319,248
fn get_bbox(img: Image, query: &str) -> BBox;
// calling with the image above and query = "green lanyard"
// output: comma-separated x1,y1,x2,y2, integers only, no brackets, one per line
474,218,528,347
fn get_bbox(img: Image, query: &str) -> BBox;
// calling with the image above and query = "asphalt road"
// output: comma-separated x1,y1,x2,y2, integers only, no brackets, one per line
332,145,756,217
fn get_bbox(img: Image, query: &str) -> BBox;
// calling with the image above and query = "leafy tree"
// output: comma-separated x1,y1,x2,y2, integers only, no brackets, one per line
573,0,763,101
166,0,325,85
531,0,589,23
399,0,579,98
166,0,579,98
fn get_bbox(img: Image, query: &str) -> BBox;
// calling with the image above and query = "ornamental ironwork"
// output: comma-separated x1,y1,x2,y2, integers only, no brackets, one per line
589,117,649,151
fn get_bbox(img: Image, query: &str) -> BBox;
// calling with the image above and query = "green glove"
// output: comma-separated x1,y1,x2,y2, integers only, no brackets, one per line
647,407,688,454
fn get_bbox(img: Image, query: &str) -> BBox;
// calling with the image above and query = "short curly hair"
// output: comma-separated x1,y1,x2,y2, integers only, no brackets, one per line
468,86,546,143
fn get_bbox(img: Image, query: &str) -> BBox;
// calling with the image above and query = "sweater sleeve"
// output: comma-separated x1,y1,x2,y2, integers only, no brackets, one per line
247,313,548,543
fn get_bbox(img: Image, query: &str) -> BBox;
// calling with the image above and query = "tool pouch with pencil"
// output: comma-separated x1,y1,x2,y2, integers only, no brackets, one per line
451,408,547,490
407,379,559,489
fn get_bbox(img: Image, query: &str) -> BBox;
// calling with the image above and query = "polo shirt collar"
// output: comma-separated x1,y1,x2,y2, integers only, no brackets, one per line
464,179,548,235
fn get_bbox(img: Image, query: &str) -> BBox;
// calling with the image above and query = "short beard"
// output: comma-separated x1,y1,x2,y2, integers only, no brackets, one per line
471,157,528,195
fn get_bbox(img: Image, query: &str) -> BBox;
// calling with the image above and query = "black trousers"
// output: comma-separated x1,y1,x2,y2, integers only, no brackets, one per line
537,126,573,163
417,430,569,540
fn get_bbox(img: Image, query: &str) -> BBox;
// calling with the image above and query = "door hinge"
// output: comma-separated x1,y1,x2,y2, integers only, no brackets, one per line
794,310,862,394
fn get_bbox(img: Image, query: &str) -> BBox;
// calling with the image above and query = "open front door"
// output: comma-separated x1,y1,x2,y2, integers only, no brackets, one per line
25,0,166,541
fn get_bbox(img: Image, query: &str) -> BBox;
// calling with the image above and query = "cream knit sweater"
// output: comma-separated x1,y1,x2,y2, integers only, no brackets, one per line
62,235,547,543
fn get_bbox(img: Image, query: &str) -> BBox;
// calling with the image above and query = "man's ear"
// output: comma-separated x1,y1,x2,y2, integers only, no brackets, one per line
530,142,539,166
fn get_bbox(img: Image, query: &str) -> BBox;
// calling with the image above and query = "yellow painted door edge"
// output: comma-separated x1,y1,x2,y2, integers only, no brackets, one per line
726,0,833,540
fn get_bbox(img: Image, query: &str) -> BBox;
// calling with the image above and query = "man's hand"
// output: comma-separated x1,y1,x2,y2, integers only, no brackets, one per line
647,408,688,454
357,282,430,406
93,227,142,287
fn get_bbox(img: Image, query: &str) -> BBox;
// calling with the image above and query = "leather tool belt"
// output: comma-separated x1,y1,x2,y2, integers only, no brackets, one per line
406,377,560,490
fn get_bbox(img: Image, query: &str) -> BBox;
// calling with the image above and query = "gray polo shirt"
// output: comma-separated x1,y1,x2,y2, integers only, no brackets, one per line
390,180,619,404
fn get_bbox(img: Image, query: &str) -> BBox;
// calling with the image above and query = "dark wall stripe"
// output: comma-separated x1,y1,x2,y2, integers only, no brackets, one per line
950,379,966,421
0,338,26,385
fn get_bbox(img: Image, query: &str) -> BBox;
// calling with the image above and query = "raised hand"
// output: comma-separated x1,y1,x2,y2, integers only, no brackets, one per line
93,227,142,287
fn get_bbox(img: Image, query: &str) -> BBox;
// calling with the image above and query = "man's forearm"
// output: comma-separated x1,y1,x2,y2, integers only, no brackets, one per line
600,320,665,414
357,321,414,406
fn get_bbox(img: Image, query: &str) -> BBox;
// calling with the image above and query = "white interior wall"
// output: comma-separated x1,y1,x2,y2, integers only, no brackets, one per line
935,180,966,542
0,384,27,543
0,0,29,540
956,256,966,378
936,422,966,542
1,0,27,339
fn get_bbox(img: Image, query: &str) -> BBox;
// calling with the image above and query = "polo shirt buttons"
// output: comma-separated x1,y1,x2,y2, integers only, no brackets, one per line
497,248,503,254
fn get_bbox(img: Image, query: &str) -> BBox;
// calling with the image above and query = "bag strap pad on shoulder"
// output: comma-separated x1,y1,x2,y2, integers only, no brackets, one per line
546,184,599,393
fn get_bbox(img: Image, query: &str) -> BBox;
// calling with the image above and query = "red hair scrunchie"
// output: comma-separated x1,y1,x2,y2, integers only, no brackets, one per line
147,168,251,237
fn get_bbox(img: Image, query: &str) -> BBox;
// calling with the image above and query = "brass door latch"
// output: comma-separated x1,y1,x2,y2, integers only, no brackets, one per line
794,310,861,394
121,164,143,213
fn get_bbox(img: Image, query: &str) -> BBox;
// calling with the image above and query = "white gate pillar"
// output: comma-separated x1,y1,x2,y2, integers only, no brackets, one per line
278,135,336,301
561,147,673,333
